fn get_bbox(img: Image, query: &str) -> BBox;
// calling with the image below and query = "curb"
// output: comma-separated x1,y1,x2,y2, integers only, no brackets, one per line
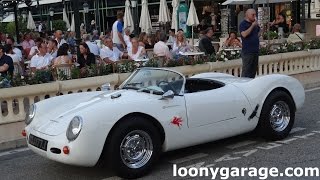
0,138,27,152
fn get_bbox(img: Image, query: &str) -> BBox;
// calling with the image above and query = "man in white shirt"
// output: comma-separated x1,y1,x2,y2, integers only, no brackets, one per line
47,39,58,58
153,32,172,60
83,34,100,56
54,30,67,48
100,38,126,64
111,12,126,51
30,42,54,72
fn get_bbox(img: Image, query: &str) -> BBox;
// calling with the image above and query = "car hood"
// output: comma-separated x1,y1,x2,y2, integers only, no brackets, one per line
32,89,159,136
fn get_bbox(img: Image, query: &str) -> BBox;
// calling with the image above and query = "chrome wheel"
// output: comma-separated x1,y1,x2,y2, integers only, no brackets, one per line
120,130,153,169
269,101,291,132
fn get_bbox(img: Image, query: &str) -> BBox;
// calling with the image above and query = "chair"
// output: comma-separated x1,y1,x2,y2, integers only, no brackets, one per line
154,55,166,67
145,49,154,59
13,62,22,76
218,37,227,52
53,64,73,80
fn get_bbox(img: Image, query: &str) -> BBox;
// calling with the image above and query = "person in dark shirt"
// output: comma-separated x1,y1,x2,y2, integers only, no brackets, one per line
199,28,215,55
78,42,96,69
239,9,261,78
0,45,14,77
269,13,289,34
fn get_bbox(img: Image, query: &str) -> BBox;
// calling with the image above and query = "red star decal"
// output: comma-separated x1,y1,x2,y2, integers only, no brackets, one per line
171,116,183,128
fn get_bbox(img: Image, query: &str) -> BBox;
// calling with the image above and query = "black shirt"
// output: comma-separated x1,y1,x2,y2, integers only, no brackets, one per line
199,35,215,55
240,20,260,54
270,22,289,34
78,53,96,69
0,54,14,77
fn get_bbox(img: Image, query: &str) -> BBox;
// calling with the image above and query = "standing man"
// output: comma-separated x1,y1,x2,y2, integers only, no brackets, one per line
239,9,261,78
111,12,126,51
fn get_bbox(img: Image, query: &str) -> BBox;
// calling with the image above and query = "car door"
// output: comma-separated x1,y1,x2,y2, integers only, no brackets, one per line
184,84,252,128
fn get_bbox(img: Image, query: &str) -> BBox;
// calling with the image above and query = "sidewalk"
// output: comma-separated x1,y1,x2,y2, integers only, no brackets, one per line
1,71,320,152
291,71,320,89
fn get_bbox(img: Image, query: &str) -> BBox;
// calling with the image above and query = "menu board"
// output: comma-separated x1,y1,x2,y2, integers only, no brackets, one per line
151,15,160,34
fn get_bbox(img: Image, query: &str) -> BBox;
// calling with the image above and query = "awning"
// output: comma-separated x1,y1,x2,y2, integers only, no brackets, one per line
1,14,15,23
222,0,296,5
18,0,69,8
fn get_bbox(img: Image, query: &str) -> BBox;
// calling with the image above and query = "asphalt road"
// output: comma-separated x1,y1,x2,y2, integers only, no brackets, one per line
1,87,320,180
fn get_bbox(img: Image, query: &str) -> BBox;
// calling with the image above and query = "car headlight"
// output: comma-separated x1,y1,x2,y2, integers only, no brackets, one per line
66,116,83,141
25,104,36,125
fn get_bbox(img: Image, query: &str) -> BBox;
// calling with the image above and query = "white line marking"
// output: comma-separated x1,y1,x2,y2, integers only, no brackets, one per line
289,127,306,134
305,87,320,92
0,147,29,157
226,140,257,149
101,177,122,180
169,153,208,164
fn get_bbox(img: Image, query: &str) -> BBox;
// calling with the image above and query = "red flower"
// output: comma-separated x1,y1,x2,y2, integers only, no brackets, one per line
171,116,183,128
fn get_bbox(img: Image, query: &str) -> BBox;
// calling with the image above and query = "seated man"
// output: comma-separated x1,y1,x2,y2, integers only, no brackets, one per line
287,24,304,43
30,42,54,73
0,45,14,77
199,28,215,55
100,37,127,64
153,32,172,60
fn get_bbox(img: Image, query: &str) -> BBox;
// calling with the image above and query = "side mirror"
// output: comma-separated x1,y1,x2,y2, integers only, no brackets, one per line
159,90,174,100
101,82,111,91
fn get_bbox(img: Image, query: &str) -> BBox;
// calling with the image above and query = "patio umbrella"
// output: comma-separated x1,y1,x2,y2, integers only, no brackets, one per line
124,0,134,33
139,0,152,34
159,0,171,29
186,0,199,46
70,14,75,32
171,0,179,32
27,11,36,30
63,8,71,29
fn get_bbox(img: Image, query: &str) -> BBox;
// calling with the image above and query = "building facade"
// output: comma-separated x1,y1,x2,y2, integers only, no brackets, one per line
14,0,320,34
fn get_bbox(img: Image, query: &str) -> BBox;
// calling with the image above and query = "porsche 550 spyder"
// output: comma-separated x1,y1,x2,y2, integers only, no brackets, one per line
23,68,305,179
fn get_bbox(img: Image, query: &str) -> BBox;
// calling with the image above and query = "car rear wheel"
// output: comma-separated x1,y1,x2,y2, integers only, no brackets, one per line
106,117,161,179
257,91,295,140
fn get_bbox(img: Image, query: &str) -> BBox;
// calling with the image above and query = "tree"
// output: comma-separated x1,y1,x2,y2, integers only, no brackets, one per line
5,17,28,37
52,20,67,32
0,22,7,34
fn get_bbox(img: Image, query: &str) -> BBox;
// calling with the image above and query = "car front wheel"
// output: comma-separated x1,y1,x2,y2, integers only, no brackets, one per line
106,117,161,179
257,91,295,140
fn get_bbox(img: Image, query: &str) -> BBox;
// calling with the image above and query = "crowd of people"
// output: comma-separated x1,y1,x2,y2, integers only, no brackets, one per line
0,10,306,80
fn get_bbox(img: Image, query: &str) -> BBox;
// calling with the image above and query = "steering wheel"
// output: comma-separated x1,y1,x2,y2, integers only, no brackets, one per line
157,81,177,94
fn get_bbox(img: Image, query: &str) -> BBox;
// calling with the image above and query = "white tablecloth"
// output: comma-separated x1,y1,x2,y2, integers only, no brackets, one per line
179,52,205,56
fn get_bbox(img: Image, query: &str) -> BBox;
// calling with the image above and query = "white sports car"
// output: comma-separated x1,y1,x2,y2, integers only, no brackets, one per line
23,68,305,179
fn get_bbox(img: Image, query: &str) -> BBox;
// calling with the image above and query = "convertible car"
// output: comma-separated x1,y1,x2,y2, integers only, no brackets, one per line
23,68,305,179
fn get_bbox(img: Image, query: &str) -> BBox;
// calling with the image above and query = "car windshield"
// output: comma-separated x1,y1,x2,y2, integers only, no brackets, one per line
121,68,185,95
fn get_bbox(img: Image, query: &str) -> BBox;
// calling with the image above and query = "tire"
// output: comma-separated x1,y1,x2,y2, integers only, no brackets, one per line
257,91,295,140
106,116,161,179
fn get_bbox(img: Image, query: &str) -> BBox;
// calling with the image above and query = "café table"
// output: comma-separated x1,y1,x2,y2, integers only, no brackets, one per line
179,51,205,61
134,58,149,66
222,47,242,52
